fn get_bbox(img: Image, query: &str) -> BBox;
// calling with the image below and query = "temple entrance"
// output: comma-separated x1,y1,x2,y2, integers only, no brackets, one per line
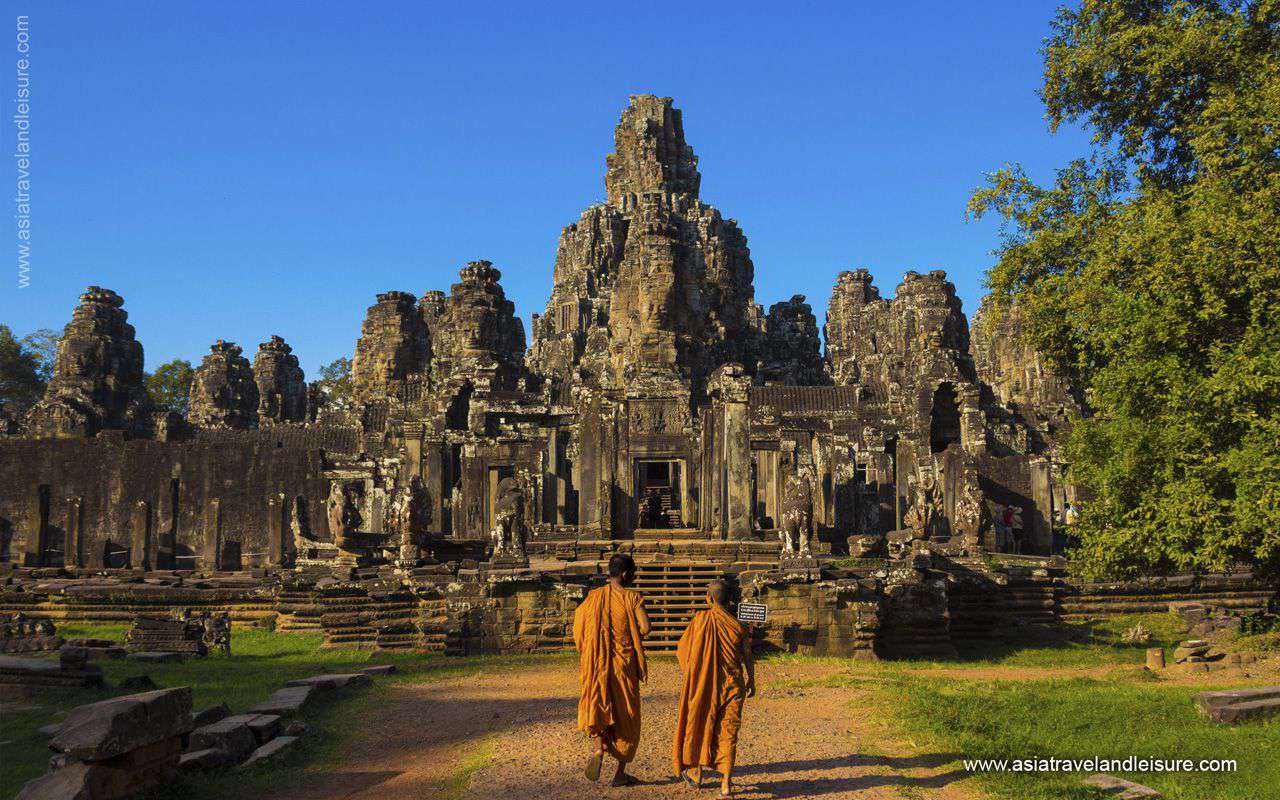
634,459,682,528
486,465,515,535
929,383,961,453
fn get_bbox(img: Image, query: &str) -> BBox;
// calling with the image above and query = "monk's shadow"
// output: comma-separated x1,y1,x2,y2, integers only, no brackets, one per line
733,753,967,799
735,752,961,776
743,768,971,799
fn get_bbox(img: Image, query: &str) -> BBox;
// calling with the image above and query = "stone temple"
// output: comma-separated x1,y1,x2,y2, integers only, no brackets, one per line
6,96,1259,657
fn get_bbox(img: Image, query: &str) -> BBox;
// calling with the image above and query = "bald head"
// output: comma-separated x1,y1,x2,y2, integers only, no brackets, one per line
706,579,730,607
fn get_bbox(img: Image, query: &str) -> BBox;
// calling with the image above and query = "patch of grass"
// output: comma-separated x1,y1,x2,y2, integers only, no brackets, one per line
879,674,1280,800
0,624,557,799
440,735,496,800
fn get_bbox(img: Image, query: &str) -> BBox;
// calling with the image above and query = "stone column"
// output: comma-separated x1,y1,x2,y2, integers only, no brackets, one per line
709,364,752,540
64,496,83,569
22,485,43,567
202,497,221,570
267,493,285,566
130,500,151,570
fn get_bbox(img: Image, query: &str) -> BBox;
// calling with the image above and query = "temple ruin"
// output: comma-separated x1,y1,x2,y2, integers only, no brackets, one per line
2,96,1266,657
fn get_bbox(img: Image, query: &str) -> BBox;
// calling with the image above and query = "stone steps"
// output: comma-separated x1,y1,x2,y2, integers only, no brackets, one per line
633,561,723,652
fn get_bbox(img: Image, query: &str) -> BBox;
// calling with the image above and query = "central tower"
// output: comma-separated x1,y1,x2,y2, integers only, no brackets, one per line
529,95,763,398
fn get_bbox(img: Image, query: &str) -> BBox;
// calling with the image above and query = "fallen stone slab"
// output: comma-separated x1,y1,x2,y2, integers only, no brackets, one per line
189,716,257,761
240,713,281,744
1195,686,1280,724
126,651,184,664
359,664,397,676
1082,773,1161,798
192,702,231,728
50,687,192,761
248,685,315,715
178,747,234,771
241,735,299,767
285,673,372,691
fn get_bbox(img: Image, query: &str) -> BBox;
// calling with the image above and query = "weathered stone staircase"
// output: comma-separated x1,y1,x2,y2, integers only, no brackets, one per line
633,561,723,652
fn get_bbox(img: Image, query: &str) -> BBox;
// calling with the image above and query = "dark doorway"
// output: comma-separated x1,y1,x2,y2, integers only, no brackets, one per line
104,540,130,569
636,460,681,528
219,541,242,571
929,383,962,453
446,383,473,431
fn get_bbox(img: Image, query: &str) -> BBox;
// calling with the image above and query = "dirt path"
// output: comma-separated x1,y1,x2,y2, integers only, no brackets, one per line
271,658,984,800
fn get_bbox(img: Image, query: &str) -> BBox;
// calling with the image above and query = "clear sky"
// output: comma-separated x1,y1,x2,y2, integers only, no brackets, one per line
5,0,1090,376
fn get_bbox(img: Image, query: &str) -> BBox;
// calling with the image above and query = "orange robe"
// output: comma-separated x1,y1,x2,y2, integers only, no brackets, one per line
574,584,648,763
672,603,747,776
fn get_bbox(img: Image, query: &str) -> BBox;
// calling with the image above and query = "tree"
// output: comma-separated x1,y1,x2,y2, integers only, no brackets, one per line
969,0,1280,579
144,359,194,415
0,324,45,422
313,357,353,413
20,328,59,383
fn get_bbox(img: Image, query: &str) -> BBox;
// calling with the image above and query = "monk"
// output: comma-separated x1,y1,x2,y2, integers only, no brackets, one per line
574,553,651,786
672,579,755,798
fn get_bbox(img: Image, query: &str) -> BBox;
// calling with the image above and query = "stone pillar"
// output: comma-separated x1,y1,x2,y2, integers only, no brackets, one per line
709,364,752,540
1030,457,1053,554
130,500,151,570
267,493,285,566
64,496,83,569
22,485,43,567
578,399,601,530
202,497,221,570
422,441,443,532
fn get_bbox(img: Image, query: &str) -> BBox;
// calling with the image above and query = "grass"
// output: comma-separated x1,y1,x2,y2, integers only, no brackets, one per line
881,674,1279,800
0,624,539,799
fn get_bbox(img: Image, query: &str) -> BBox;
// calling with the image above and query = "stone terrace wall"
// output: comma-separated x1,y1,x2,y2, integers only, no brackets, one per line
741,575,880,658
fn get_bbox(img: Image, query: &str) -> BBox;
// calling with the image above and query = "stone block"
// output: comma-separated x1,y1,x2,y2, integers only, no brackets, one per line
50,687,192,762
249,685,315,715
241,735,299,767
1195,686,1280,724
192,702,231,728
358,664,396,676
178,748,233,771
285,673,371,691
1082,773,1161,798
126,651,184,664
189,716,257,761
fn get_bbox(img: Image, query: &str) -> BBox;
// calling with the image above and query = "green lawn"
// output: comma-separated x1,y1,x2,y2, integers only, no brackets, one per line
0,624,526,799
883,674,1279,800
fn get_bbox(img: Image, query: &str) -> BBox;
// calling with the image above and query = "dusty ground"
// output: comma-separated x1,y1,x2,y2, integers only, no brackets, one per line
271,657,984,800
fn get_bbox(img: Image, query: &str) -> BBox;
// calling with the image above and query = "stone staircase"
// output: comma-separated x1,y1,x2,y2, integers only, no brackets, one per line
634,561,723,652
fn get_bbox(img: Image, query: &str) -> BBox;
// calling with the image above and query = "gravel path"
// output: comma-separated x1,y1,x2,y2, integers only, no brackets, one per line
271,657,984,800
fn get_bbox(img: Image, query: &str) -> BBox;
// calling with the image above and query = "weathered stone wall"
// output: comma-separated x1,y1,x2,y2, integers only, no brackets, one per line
0,434,332,569
741,574,880,657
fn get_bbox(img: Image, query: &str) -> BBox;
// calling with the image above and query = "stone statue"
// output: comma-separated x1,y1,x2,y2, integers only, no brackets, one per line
387,476,429,563
325,480,361,537
490,475,527,558
779,471,814,557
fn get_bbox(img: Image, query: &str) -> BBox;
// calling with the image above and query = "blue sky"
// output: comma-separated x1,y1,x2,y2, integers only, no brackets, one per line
5,0,1090,376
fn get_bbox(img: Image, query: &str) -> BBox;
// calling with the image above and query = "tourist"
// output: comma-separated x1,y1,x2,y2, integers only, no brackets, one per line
573,553,650,787
672,579,755,798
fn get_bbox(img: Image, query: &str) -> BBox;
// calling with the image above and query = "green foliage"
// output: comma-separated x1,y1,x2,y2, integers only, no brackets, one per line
19,328,59,382
970,0,1280,579
144,359,194,415
314,356,353,412
0,323,45,419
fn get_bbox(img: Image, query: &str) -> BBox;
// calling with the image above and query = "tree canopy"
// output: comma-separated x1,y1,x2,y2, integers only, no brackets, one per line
144,359,194,415
0,325,44,423
970,0,1280,578
314,357,353,413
